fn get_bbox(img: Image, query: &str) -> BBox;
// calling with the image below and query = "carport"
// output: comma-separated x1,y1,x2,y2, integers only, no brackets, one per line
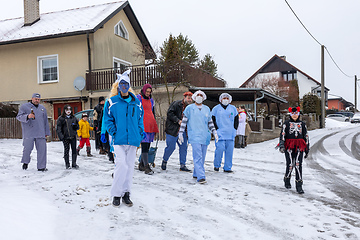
189,87,288,121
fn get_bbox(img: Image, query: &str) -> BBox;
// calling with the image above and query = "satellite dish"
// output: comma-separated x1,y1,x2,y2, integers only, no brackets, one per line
73,76,86,91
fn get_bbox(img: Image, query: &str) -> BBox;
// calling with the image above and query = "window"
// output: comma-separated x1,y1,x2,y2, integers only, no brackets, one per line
113,57,131,74
38,54,59,83
282,71,297,81
114,20,129,39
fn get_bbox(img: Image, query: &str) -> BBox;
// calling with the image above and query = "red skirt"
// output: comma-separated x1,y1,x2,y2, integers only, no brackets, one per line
284,139,307,151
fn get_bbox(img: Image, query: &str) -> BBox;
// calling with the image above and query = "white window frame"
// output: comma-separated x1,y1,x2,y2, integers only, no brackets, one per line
114,20,129,40
37,54,59,84
113,57,132,73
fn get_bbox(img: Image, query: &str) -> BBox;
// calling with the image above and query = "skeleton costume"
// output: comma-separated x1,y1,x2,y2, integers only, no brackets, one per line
279,107,309,194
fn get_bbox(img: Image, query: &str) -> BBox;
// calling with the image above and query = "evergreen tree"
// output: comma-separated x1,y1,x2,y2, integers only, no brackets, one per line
198,54,218,77
302,93,321,115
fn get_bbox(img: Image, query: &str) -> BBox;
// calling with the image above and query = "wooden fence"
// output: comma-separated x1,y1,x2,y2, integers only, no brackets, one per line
0,117,167,141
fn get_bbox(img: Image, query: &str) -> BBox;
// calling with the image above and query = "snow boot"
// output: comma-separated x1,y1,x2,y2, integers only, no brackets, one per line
108,152,114,163
214,167,219,172
284,177,291,189
161,160,167,170
138,161,145,171
99,146,106,155
112,197,121,207
122,192,133,207
144,164,154,175
234,136,241,148
86,147,93,157
76,147,80,156
296,180,304,194
22,163,28,170
180,165,191,172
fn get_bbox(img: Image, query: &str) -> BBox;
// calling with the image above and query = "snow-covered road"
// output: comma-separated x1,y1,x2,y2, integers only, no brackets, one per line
0,119,359,240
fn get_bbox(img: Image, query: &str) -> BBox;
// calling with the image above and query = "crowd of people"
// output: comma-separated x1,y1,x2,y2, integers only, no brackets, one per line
16,71,310,208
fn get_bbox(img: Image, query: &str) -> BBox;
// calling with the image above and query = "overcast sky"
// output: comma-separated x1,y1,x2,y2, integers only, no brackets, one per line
1,0,360,107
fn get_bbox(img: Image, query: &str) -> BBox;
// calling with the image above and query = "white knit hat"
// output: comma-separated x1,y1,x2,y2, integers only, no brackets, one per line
219,93,232,103
192,90,207,101
115,69,131,85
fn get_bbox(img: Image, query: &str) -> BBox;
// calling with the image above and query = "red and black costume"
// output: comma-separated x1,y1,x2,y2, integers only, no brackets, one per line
279,107,309,193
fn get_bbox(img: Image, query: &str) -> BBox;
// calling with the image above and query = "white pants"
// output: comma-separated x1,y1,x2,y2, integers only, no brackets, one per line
111,145,137,197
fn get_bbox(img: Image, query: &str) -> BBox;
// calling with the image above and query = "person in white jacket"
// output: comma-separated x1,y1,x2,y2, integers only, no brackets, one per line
235,106,247,148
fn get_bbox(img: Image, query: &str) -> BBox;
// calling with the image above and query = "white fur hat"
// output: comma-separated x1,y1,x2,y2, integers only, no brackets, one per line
219,93,232,103
115,69,131,85
192,90,207,101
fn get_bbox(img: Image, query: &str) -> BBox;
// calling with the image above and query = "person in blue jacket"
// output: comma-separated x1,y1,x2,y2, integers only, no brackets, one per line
103,70,144,207
211,93,239,173
178,90,218,184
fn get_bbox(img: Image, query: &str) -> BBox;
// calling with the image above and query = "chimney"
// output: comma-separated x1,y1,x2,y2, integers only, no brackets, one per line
24,0,40,26
279,55,286,61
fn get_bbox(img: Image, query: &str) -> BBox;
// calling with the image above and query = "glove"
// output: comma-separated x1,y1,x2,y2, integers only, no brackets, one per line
101,134,107,143
279,147,285,153
304,152,309,159
213,132,219,143
142,132,147,140
178,133,184,145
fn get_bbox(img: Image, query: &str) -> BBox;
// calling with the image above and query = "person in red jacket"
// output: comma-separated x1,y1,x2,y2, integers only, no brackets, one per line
278,107,310,194
136,84,159,175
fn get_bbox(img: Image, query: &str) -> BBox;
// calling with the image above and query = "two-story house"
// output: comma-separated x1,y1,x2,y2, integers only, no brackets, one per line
240,54,329,103
0,0,155,120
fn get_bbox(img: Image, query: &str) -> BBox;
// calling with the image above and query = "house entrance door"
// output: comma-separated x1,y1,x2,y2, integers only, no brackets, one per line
53,102,82,120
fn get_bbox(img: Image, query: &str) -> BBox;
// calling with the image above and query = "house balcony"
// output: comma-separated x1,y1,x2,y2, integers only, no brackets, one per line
85,63,225,91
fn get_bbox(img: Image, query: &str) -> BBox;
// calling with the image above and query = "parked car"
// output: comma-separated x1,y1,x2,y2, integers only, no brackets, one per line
350,113,360,123
74,109,94,124
326,114,349,122
336,112,354,118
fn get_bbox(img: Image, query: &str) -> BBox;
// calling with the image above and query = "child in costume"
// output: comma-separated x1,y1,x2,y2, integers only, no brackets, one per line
77,113,94,157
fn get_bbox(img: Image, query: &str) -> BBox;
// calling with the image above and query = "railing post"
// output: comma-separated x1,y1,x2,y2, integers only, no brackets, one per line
257,116,264,132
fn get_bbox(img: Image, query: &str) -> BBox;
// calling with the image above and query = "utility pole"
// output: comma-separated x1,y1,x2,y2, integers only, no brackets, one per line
355,75,357,112
321,45,325,128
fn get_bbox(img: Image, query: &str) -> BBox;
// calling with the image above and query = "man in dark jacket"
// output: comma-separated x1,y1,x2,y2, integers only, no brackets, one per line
56,105,79,169
279,106,310,194
93,96,105,154
161,92,193,172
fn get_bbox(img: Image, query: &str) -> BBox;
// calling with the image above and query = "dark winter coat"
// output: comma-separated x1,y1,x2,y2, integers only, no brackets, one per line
93,103,104,132
56,115,79,141
165,100,185,137
279,116,309,153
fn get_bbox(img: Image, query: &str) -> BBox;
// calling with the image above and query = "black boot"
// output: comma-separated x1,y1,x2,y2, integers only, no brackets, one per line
138,159,145,171
144,164,154,175
64,156,71,169
108,152,114,163
112,196,121,207
72,153,79,169
296,180,304,194
86,147,93,157
234,136,241,148
284,177,291,189
76,147,80,156
161,160,167,170
122,192,133,207
22,163,28,170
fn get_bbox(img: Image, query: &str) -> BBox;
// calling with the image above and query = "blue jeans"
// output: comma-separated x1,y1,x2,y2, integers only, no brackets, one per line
191,143,208,181
162,133,188,165
214,140,234,171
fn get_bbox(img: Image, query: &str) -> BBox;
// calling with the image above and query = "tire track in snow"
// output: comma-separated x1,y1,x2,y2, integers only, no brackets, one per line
307,131,360,215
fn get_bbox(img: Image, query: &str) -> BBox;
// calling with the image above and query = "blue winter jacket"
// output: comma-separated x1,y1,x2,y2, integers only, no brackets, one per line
103,92,144,147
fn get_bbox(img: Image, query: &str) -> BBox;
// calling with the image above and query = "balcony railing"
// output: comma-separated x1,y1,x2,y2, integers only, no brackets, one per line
86,63,225,91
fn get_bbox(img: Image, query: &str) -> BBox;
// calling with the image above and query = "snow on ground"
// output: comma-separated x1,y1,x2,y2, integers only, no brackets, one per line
0,118,359,240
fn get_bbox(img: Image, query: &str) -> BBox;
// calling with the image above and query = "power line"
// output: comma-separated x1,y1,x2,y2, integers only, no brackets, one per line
325,47,353,78
284,0,353,78
284,0,322,46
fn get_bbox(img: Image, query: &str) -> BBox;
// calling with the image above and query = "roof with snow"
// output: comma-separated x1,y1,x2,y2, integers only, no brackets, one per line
0,1,155,58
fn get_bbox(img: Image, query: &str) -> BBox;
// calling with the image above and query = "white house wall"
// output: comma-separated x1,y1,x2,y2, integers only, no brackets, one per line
297,72,319,99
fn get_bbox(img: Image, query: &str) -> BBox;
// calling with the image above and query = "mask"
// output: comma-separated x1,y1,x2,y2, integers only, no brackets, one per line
65,110,71,115
118,81,130,94
221,99,229,106
195,96,203,104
